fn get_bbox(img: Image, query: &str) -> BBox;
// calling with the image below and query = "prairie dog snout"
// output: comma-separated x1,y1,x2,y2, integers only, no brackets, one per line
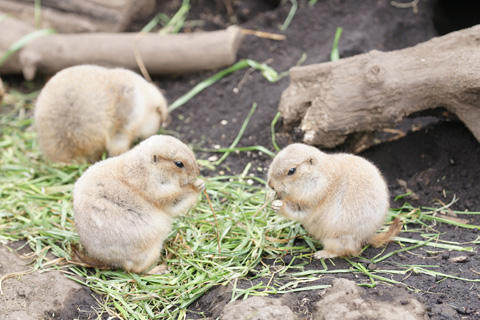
73,135,204,273
34,64,168,163
267,143,401,259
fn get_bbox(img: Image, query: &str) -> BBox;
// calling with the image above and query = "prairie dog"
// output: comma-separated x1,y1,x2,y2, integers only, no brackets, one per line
34,65,168,163
73,135,204,273
267,143,401,259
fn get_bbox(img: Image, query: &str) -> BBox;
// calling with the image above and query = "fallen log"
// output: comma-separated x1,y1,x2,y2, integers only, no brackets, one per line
0,14,35,74
278,24,480,148
0,0,155,33
0,15,243,79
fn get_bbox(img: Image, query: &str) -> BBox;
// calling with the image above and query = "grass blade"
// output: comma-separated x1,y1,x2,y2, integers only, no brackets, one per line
0,28,56,68
168,59,281,112
159,0,190,34
270,112,282,152
279,0,298,31
213,103,258,166
330,27,343,61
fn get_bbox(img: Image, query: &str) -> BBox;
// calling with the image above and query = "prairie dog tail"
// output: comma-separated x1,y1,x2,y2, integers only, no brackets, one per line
70,244,110,269
369,217,403,248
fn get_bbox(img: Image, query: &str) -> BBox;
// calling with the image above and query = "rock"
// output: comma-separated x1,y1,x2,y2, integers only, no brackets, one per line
313,278,428,320
0,244,98,319
220,296,297,320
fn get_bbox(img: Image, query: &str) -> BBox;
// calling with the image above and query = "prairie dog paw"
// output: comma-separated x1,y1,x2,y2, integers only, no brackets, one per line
193,179,205,192
145,264,168,275
271,200,283,212
313,250,339,260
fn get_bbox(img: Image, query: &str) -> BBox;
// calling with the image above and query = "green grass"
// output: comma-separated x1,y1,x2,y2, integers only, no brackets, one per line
271,112,282,152
330,27,343,62
279,0,298,31
1,83,479,319
142,0,191,34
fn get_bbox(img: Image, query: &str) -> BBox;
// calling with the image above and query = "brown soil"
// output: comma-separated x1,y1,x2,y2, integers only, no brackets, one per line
1,0,479,319
0,242,106,320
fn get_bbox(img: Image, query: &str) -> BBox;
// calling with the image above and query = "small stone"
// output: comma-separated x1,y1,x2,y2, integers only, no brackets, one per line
208,155,218,162
463,308,473,315
367,263,377,270
447,255,469,263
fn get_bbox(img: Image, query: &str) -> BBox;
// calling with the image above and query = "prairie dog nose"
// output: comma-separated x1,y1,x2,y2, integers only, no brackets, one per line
268,181,274,190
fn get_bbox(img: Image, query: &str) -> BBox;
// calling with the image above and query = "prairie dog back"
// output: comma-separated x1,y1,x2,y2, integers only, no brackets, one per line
267,143,400,259
34,65,168,163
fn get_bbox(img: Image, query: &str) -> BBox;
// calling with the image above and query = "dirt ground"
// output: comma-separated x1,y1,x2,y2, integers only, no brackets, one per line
1,0,479,319
0,242,103,320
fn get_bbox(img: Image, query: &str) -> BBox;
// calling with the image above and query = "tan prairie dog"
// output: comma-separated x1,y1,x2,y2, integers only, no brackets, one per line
34,65,168,163
267,143,402,259
73,135,204,273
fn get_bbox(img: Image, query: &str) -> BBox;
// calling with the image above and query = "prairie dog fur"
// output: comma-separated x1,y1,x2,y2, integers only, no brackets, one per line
34,65,168,163
73,135,204,273
267,143,401,259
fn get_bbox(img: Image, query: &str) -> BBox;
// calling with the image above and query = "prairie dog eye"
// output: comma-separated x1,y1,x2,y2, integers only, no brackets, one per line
174,161,184,168
153,155,157,163
288,168,296,175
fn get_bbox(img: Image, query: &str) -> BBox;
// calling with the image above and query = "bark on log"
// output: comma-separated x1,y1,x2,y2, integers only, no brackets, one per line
279,24,480,148
0,0,155,33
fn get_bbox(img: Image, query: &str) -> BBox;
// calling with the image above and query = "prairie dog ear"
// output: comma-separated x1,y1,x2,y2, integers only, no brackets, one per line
308,157,315,165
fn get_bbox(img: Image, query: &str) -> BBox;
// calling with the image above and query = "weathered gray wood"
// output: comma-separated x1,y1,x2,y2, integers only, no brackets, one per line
0,0,155,32
279,24,480,148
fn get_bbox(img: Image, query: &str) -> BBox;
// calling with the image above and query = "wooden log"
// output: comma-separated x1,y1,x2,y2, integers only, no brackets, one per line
278,24,480,148
0,0,155,33
0,14,244,79
0,14,35,74
17,26,243,80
